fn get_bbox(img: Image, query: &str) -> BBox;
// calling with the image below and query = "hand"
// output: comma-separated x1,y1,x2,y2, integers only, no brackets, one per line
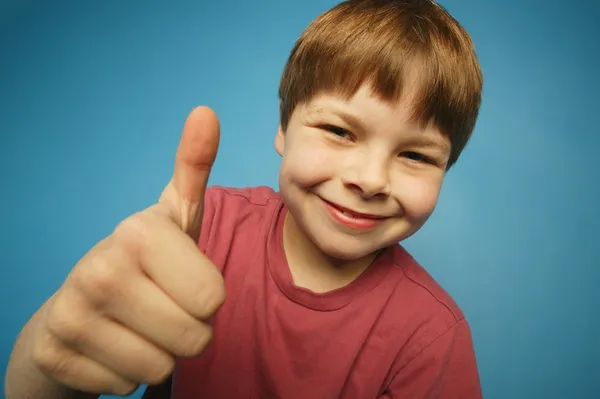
30,107,225,396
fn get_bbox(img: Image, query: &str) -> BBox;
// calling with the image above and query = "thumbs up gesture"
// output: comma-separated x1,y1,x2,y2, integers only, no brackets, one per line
30,107,225,395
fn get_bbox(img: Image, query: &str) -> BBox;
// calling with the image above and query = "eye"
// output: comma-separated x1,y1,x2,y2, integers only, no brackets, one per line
320,124,352,140
401,151,432,164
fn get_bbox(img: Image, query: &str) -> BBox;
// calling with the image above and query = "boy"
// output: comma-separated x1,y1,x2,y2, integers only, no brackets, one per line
5,0,483,398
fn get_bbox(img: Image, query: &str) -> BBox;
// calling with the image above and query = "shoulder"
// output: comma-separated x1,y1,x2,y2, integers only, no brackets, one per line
199,185,283,254
381,248,482,396
203,185,282,223
383,245,472,360
205,185,282,207
393,245,465,323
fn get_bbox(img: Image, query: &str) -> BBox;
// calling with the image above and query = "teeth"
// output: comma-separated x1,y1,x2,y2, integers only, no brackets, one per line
342,210,356,218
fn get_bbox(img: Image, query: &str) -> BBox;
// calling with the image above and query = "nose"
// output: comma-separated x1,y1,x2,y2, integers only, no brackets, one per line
341,151,391,199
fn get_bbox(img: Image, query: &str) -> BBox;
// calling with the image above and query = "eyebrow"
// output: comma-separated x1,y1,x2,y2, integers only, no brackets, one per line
306,105,366,131
409,136,451,155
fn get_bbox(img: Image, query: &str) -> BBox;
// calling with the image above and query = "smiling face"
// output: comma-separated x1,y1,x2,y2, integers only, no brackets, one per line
275,84,450,262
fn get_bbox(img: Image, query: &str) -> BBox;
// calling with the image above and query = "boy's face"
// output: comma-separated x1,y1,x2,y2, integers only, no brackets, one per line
275,84,450,261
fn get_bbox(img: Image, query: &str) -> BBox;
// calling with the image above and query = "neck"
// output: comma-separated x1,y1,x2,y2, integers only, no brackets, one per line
282,211,378,293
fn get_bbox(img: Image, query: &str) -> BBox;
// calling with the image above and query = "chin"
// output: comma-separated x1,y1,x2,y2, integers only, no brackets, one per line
309,231,385,261
319,245,369,262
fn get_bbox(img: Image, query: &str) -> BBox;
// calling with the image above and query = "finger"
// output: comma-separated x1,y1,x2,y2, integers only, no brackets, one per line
104,271,214,358
160,106,220,241
45,286,174,386
111,211,226,321
174,106,220,204
69,317,175,386
33,330,138,396
133,212,226,320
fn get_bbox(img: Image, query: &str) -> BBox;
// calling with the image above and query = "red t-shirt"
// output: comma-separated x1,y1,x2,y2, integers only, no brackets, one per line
171,186,482,399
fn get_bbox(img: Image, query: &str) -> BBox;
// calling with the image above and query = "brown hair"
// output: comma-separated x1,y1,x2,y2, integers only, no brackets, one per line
278,0,483,168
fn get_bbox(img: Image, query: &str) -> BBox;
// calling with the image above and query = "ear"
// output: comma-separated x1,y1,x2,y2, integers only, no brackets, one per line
275,124,285,157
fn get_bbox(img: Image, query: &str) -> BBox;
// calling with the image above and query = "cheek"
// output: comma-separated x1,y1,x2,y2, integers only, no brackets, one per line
282,137,338,186
393,173,443,221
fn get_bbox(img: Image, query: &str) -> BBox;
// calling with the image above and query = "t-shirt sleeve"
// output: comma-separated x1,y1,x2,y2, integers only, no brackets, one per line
381,319,483,399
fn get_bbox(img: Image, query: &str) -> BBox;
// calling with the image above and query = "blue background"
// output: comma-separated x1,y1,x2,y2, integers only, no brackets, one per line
1,0,599,398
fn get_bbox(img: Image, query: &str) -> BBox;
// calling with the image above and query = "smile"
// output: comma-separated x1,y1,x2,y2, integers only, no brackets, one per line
320,198,387,230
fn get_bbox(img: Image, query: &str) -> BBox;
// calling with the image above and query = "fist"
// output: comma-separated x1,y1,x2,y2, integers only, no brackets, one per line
30,107,225,396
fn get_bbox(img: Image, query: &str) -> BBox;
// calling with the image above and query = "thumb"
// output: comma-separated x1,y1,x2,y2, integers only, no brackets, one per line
160,106,220,241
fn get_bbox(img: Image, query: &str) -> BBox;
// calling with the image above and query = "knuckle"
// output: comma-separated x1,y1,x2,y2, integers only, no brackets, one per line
31,338,53,370
46,303,90,347
176,323,213,357
113,212,154,246
75,256,122,307
33,341,74,381
144,355,175,385
113,381,139,397
191,276,226,319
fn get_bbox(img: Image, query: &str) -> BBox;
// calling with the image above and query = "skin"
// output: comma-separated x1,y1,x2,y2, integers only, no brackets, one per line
5,107,225,398
5,84,451,399
276,84,450,293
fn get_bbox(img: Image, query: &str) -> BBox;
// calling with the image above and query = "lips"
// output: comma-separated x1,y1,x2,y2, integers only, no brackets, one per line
322,199,384,219
320,198,387,230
